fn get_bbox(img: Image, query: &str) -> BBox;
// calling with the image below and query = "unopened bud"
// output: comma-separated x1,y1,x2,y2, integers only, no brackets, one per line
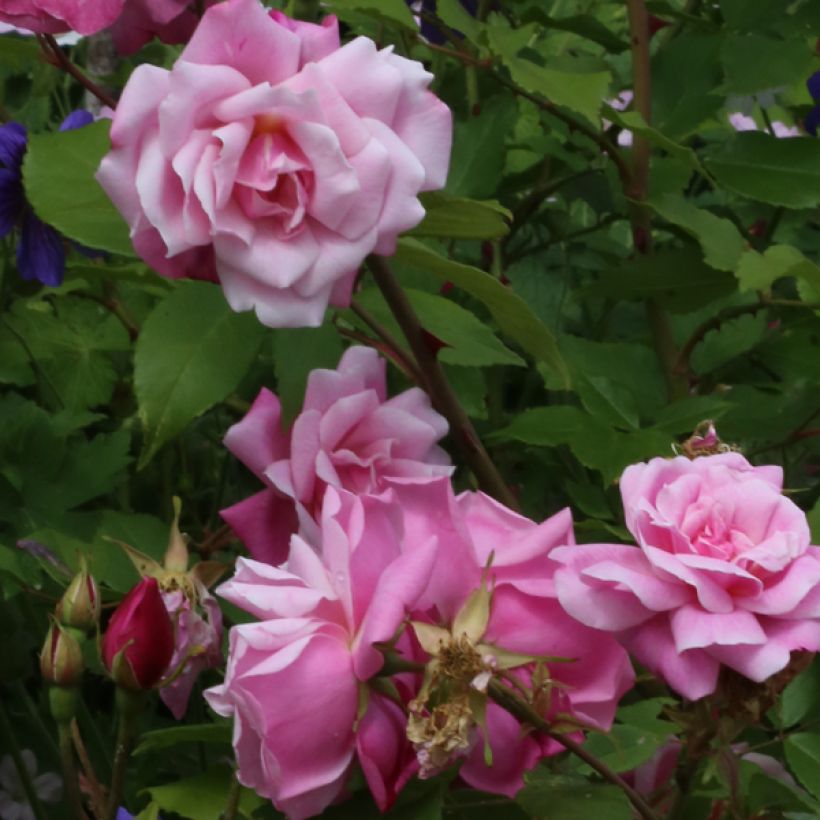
163,497,189,573
56,561,100,633
40,622,84,687
102,577,174,691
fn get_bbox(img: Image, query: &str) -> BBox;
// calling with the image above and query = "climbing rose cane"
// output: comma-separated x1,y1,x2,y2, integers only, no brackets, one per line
97,0,452,328
552,452,820,700
220,345,451,565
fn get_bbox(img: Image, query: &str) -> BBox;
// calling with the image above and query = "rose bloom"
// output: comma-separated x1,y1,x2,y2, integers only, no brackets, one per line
108,0,215,55
0,0,122,34
393,478,634,796
205,487,438,820
552,453,820,700
220,345,451,565
97,0,452,328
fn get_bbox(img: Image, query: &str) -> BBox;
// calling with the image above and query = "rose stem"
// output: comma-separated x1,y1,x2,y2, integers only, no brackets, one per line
58,721,88,820
105,689,145,820
487,680,660,820
367,254,520,511
38,35,117,110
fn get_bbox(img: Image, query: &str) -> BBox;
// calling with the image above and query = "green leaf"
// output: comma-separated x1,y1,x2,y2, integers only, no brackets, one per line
487,20,611,124
324,0,415,28
22,120,135,257
516,771,633,819
720,33,814,94
781,658,820,729
492,405,672,484
604,108,703,169
446,96,517,199
135,723,232,755
144,766,264,820
406,290,525,367
4,297,130,410
134,282,266,467
704,133,820,209
737,245,820,293
647,193,747,271
575,374,640,431
579,725,670,774
395,239,570,387
272,322,344,423
652,395,731,434
0,36,42,73
436,0,483,40
588,246,736,313
412,193,511,240
785,733,820,800
809,498,820,545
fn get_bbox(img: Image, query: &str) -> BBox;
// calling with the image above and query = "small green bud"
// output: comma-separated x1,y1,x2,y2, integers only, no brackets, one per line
56,561,100,633
40,622,84,687
48,685,80,725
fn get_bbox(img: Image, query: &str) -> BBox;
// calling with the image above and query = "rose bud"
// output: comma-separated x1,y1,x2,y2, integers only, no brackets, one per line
102,578,174,691
40,622,83,687
56,561,100,634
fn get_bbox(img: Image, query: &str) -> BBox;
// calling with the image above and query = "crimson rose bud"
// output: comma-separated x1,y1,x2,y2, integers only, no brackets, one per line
102,577,174,690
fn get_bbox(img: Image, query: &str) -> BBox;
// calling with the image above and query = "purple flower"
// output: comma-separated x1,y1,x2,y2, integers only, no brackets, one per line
0,109,93,286
407,0,478,45
806,71,820,136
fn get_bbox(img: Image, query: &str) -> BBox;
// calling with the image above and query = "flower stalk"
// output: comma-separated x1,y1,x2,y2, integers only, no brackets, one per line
367,254,520,511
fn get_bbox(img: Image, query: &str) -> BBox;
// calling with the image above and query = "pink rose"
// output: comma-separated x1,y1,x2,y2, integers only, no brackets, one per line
0,0,122,34
108,0,215,56
159,583,223,719
392,478,634,796
220,345,451,565
97,0,452,328
553,453,820,700
204,487,438,819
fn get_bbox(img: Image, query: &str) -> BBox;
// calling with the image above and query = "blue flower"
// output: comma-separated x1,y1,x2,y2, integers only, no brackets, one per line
805,70,820,136
0,109,93,286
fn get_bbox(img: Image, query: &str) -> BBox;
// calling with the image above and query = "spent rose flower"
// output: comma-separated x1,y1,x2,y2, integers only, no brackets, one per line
392,479,634,796
102,577,175,690
204,487,438,819
0,0,122,33
552,452,820,701
97,0,452,328
159,584,223,719
220,345,451,565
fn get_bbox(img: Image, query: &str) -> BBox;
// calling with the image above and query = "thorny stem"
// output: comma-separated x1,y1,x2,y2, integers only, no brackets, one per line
349,299,426,385
625,0,687,401
105,689,145,820
71,719,107,820
58,722,89,820
221,771,243,820
486,680,660,820
367,255,519,511
38,36,117,110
